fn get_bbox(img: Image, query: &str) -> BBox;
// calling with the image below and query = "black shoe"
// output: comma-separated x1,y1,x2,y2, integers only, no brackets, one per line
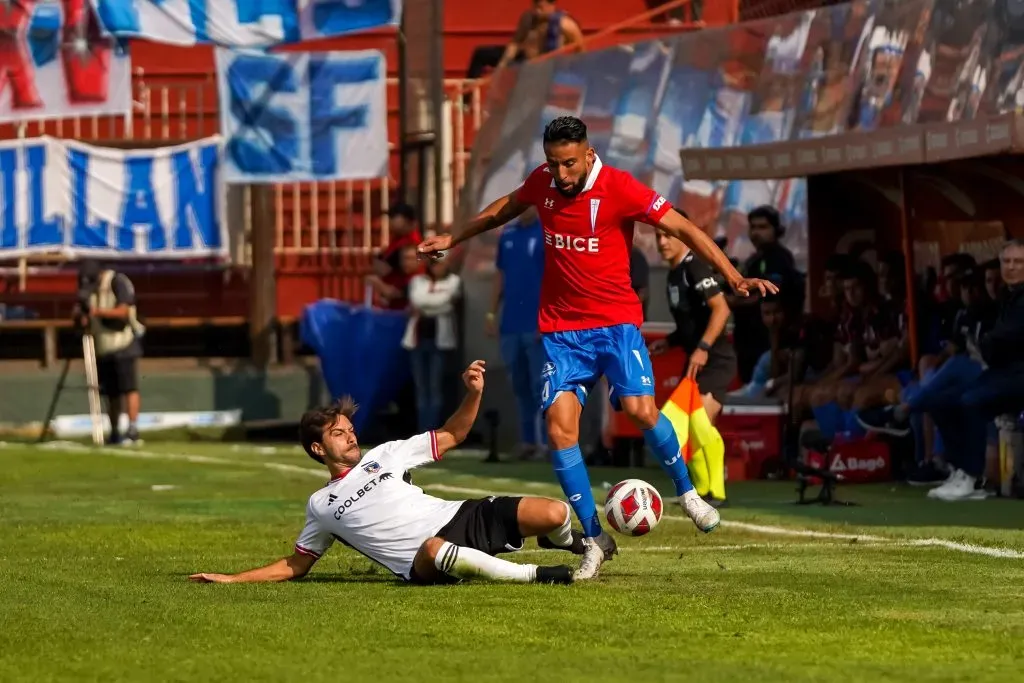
535,565,573,585
538,530,587,555
906,462,949,487
701,494,728,509
856,406,911,437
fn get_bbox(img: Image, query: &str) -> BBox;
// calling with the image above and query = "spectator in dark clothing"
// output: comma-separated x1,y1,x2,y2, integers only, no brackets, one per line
727,205,802,382
367,204,424,310
860,240,1024,500
465,0,583,80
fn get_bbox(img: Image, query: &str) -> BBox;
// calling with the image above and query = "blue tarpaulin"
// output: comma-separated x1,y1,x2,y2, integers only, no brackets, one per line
300,300,410,433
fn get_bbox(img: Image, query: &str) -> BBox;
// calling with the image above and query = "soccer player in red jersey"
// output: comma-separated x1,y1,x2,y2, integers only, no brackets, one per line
420,117,778,579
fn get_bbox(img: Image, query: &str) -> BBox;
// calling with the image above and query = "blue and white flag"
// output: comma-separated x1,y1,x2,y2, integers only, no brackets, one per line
91,0,402,47
216,48,388,184
0,136,227,260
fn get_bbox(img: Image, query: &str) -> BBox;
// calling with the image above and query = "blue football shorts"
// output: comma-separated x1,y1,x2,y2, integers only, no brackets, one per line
539,324,655,413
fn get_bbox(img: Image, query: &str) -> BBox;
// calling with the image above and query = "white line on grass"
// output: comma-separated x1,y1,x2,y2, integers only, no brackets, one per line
17,441,1024,560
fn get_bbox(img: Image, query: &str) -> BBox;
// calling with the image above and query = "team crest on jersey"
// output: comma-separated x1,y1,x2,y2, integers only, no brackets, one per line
542,362,556,378
669,285,680,307
362,461,381,474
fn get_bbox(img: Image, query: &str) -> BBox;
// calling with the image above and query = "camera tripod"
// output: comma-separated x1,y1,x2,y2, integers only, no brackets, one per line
38,330,105,446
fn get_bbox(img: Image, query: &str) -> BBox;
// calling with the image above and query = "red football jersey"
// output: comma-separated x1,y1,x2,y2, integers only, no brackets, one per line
515,157,671,333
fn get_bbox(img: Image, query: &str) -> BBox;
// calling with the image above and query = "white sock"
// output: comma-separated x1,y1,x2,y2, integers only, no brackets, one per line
545,502,574,547
435,541,537,582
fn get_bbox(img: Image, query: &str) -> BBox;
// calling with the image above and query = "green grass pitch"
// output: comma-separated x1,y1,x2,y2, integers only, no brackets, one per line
1,440,1023,682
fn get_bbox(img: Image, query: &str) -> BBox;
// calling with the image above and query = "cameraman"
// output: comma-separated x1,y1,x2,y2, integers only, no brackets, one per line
77,260,145,445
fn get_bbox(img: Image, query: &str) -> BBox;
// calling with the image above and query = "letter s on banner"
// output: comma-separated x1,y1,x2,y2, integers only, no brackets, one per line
216,48,389,183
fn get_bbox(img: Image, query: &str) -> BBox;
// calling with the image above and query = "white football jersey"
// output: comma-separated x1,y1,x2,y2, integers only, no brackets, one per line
294,431,463,580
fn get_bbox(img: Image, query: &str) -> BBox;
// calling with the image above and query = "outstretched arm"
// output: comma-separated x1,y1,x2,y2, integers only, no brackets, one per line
433,360,486,456
656,211,778,298
189,551,317,584
419,192,531,256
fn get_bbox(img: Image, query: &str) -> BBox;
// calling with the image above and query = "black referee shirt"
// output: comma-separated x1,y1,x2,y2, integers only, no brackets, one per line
664,252,734,357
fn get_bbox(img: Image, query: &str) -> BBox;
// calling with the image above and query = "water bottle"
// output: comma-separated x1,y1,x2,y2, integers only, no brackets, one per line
997,414,1024,498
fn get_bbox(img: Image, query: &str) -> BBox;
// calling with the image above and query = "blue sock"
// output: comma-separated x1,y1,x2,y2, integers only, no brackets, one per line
643,413,694,497
550,445,602,537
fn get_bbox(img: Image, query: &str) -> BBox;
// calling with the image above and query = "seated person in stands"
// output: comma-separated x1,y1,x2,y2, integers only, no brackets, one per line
983,257,1003,301
876,250,906,307
805,260,909,434
860,240,1024,501
465,0,583,80
366,204,424,310
860,261,998,485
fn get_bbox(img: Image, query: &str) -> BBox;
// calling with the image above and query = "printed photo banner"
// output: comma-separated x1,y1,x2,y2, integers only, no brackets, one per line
0,136,227,259
0,0,132,124
92,0,402,47
216,48,388,183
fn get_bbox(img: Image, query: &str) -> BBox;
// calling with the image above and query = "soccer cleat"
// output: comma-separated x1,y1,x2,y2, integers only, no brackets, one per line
701,494,728,509
572,531,618,581
535,565,574,585
537,529,587,555
680,490,721,533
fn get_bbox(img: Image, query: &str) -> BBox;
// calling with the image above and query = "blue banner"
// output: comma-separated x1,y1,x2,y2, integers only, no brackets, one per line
0,136,226,260
92,0,401,47
216,48,389,183
300,301,410,434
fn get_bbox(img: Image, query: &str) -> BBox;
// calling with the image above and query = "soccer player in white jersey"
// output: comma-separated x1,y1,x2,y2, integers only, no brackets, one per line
189,360,583,586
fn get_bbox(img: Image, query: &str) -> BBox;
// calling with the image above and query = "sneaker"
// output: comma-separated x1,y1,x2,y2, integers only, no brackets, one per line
572,531,618,581
932,470,986,501
907,462,950,487
856,406,911,437
538,530,587,555
928,469,965,499
535,565,573,585
680,490,721,533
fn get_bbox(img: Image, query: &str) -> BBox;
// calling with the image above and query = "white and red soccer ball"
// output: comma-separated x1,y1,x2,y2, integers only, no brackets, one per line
604,479,663,536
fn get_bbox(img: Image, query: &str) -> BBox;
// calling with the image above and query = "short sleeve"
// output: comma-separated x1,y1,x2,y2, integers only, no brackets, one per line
619,172,672,224
294,502,334,559
111,274,136,306
515,166,548,206
688,258,724,300
377,431,440,471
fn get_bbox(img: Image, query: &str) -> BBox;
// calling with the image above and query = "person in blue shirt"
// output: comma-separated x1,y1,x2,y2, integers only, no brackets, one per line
486,211,546,460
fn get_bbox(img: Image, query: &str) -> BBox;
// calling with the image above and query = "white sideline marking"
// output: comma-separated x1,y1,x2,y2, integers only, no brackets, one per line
14,442,1024,560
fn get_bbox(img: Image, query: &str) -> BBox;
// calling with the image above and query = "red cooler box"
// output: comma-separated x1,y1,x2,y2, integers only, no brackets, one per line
717,403,786,481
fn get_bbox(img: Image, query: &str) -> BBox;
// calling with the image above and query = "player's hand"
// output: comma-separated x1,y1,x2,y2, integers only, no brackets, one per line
686,348,708,380
418,234,453,260
189,573,236,584
462,360,486,394
730,277,779,298
647,339,669,356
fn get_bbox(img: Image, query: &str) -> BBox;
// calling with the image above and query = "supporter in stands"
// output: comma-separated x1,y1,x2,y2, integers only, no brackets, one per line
819,253,853,324
403,257,462,433
727,205,802,383
983,258,1003,301
860,240,1024,500
367,204,424,310
877,250,907,308
486,211,546,460
806,260,908,434
76,260,145,446
465,0,583,81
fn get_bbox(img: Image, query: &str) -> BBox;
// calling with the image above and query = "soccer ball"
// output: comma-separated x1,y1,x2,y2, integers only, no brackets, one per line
604,479,663,536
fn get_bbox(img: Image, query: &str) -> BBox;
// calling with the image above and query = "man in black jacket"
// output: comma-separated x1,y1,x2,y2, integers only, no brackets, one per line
869,240,1024,501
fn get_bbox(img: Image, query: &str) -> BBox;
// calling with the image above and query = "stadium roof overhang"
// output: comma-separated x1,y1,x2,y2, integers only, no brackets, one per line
678,111,1024,181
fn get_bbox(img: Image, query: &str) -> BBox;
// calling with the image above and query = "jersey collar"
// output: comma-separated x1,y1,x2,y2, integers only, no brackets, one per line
581,154,604,193
329,467,353,483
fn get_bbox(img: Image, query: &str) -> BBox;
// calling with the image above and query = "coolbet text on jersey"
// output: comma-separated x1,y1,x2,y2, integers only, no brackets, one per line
516,156,672,333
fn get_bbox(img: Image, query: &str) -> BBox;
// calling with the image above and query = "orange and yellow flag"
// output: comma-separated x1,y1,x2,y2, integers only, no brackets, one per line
661,378,727,500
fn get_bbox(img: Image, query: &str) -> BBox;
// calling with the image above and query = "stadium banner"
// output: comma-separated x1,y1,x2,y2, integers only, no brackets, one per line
0,136,226,260
0,0,132,124
92,0,401,47
215,48,388,184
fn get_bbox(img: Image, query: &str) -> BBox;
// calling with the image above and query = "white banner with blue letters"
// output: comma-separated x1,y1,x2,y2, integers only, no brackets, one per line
92,0,402,47
216,48,388,184
0,136,226,260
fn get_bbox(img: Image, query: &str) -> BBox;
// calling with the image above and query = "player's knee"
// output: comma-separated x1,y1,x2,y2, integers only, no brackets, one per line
418,536,445,562
621,396,659,430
